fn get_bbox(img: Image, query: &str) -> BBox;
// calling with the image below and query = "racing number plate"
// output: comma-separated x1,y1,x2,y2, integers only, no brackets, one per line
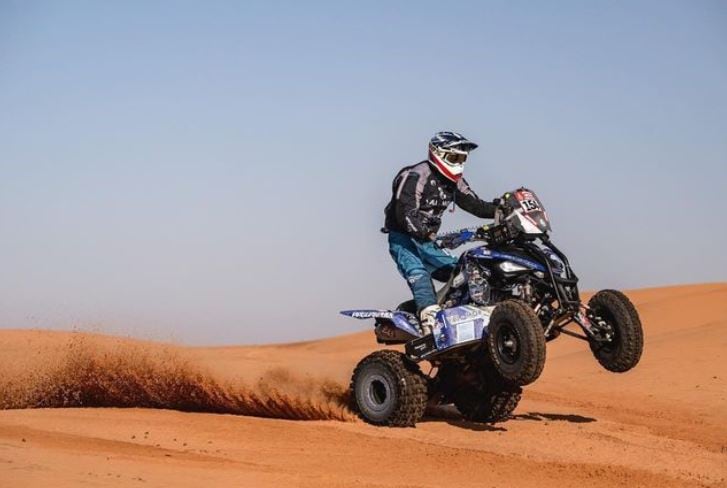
516,190,541,213
456,321,475,342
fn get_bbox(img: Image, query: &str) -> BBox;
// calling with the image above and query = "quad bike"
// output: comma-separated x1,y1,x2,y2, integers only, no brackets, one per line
341,188,644,427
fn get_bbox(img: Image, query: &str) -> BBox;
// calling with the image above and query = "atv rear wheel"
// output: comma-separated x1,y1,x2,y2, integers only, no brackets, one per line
486,300,546,386
588,290,644,372
350,350,428,427
453,362,522,423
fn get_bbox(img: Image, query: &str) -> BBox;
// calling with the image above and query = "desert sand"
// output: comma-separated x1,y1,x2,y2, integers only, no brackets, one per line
1,283,725,487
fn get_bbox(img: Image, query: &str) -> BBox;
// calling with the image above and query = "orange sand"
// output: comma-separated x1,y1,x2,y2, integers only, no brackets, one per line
1,283,725,487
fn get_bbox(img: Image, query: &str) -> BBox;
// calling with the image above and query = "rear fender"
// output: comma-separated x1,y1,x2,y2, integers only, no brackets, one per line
340,309,421,341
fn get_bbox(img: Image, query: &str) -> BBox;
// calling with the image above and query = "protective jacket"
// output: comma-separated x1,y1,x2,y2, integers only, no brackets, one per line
383,161,496,240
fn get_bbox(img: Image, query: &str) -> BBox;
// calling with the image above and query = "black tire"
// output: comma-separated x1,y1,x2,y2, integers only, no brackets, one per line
453,364,522,423
350,350,428,427
588,290,644,372
486,300,546,386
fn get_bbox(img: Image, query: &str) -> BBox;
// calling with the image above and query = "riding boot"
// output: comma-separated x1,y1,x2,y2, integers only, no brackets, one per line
418,304,441,336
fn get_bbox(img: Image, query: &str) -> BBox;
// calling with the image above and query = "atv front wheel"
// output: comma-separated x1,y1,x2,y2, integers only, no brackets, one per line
453,361,522,423
350,350,428,427
486,300,546,386
588,290,644,372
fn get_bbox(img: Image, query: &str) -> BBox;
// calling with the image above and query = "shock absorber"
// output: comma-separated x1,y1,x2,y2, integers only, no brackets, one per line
465,260,491,305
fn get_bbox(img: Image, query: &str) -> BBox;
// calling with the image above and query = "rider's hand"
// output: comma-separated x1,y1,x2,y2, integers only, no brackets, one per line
492,198,502,206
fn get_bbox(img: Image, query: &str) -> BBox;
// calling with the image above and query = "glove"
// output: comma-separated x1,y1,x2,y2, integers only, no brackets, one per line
423,215,441,239
425,215,442,227
492,198,502,207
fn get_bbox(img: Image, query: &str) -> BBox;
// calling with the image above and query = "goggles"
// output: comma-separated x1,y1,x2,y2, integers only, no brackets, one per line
442,150,468,165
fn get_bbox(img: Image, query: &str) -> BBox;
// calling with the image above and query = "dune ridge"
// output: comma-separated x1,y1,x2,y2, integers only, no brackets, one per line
0,333,353,422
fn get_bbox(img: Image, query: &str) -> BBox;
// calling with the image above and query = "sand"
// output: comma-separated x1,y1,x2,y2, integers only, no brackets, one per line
0,283,725,487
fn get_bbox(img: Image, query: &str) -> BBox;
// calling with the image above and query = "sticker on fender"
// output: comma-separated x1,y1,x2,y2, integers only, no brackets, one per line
456,321,475,342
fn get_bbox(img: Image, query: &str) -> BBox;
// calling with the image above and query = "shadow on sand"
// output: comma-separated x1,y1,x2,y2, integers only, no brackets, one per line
421,405,508,431
443,419,508,432
419,405,596,431
513,412,597,424
419,416,507,432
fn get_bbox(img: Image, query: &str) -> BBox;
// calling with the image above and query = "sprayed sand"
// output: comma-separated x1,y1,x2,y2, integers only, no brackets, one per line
0,333,351,421
0,283,726,487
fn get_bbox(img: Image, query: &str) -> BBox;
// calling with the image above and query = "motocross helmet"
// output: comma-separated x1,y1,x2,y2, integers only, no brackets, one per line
428,131,478,182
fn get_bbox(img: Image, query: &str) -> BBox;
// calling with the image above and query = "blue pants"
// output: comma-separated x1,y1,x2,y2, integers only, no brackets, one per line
388,231,458,311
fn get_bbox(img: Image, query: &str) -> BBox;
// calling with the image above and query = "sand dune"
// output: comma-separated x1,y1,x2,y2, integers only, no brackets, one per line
1,283,726,487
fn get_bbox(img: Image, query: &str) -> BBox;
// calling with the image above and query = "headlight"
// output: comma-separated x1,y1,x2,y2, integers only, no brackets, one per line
499,261,528,272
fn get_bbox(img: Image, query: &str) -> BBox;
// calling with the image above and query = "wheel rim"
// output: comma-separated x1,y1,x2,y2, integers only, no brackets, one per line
364,374,392,413
592,309,619,354
496,322,520,365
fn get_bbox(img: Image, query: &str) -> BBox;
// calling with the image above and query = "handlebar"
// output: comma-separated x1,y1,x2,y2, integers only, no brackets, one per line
435,223,511,249
435,226,486,249
435,227,478,249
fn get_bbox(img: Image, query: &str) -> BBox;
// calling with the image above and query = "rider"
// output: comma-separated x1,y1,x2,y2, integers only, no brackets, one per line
383,131,499,335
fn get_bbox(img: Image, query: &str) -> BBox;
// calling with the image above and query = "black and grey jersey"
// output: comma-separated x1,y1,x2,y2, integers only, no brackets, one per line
383,161,496,240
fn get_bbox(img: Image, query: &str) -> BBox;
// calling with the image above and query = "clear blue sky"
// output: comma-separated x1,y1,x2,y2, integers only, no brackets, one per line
1,1,725,344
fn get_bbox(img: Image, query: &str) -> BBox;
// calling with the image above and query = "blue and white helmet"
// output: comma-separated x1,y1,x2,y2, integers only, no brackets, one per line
428,131,478,182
